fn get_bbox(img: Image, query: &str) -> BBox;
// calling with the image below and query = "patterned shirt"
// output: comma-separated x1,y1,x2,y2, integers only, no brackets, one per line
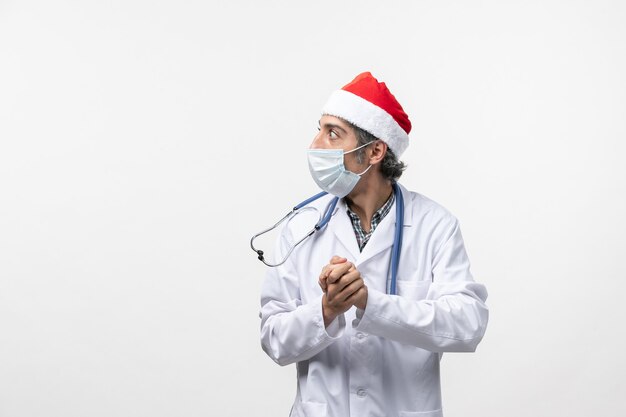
345,191,396,251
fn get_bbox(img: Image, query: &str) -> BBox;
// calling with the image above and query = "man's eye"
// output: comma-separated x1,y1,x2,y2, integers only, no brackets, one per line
329,130,338,139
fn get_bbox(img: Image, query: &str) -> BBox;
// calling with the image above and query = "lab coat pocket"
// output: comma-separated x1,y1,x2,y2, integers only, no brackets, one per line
292,401,328,417
399,409,443,417
397,280,431,300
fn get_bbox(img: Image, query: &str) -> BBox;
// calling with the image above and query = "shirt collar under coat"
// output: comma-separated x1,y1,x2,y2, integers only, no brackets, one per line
345,191,395,251
328,182,413,266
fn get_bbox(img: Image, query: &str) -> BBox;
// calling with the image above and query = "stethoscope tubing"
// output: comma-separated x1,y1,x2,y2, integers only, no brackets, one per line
251,184,404,294
389,182,404,295
250,192,338,267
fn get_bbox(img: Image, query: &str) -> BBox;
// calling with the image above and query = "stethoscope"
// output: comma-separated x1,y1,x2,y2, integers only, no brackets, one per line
250,182,404,295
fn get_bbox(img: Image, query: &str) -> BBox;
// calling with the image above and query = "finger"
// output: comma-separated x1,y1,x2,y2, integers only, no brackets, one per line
319,268,329,281
344,286,367,305
319,277,328,292
325,267,358,298
319,262,335,285
330,256,347,265
328,274,362,301
335,278,364,303
318,276,327,292
326,278,348,302
323,257,347,273
320,264,331,279
333,270,362,293
326,262,354,284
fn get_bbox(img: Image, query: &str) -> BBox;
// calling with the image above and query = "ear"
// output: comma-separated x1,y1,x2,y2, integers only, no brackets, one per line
368,140,387,165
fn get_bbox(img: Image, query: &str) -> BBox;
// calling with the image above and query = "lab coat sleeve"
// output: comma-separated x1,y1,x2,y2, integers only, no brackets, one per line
259,228,346,366
354,219,489,352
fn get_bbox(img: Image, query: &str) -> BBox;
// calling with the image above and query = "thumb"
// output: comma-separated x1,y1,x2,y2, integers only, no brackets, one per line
330,256,347,264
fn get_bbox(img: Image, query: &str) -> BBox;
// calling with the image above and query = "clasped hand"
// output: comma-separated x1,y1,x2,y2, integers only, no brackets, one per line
319,256,368,327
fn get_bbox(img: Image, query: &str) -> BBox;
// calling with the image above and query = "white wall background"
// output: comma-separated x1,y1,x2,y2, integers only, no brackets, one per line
1,1,625,416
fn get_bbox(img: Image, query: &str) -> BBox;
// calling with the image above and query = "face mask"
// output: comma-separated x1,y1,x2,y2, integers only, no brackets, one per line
307,142,373,198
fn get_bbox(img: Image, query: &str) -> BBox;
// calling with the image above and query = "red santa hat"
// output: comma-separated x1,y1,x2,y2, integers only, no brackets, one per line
322,72,411,157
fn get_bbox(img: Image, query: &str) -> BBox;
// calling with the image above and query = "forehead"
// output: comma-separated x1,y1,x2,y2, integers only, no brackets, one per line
320,114,353,132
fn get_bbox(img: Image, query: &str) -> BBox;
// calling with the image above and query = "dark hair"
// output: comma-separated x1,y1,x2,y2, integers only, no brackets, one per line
351,123,407,181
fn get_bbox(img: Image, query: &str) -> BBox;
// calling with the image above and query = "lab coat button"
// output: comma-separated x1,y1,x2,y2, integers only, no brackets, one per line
356,388,367,397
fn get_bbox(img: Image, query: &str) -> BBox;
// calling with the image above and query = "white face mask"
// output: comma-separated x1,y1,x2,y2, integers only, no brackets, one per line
307,142,373,198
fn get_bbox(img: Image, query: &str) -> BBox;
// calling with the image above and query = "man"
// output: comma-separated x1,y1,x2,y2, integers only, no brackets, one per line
259,72,489,417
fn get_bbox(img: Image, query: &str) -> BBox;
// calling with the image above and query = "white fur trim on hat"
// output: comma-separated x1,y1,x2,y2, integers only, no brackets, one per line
322,89,409,157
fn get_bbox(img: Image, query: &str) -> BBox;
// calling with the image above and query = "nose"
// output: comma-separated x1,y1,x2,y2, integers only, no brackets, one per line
309,131,324,149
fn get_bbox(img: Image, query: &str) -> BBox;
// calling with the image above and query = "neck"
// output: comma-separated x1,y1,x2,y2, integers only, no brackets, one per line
345,174,393,232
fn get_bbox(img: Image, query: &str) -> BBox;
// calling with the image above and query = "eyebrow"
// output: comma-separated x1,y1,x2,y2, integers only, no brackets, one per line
318,120,348,134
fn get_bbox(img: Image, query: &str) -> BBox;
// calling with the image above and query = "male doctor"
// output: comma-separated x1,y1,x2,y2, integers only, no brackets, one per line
259,72,489,417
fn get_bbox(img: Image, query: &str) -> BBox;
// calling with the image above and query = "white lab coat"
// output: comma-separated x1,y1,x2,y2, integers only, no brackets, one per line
260,183,488,417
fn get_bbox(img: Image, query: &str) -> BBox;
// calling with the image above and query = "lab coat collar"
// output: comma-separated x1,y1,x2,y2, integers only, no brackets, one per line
330,200,361,261
330,182,413,265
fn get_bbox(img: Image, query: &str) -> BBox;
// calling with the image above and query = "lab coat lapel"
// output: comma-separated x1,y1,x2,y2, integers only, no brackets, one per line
330,199,361,261
356,202,395,265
